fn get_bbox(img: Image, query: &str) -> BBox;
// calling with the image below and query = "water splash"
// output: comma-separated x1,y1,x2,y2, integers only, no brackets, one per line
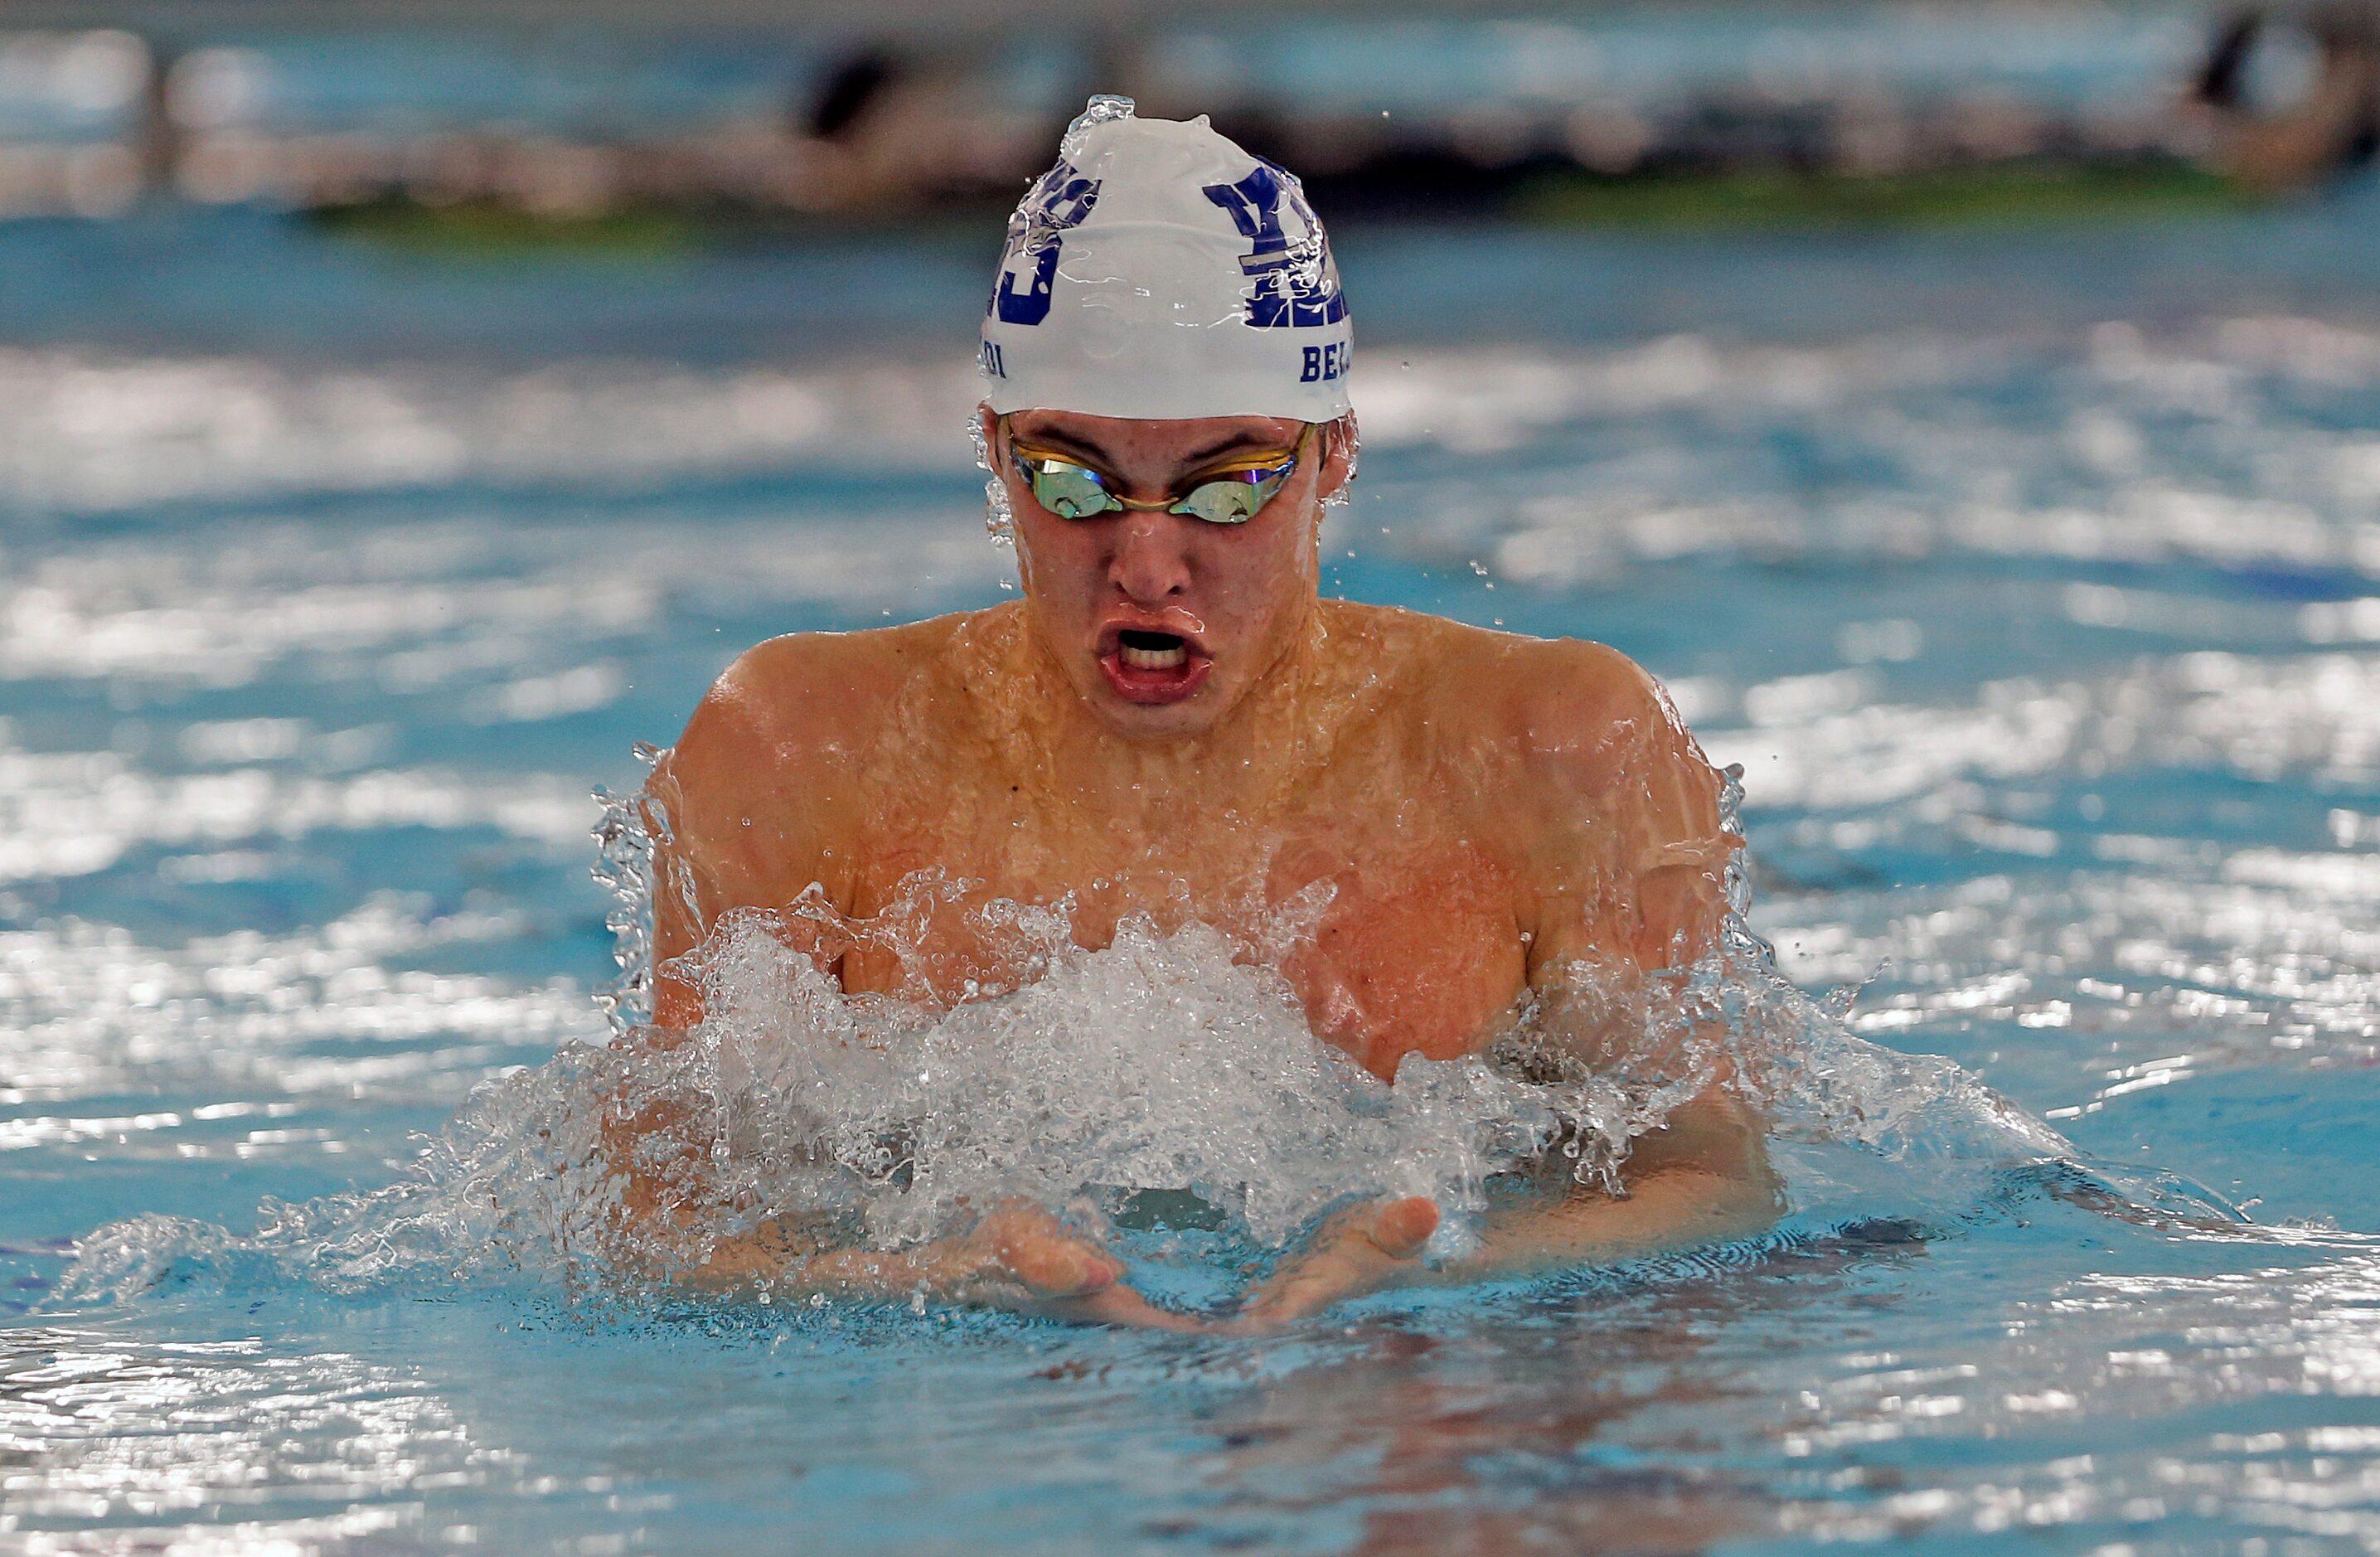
56,735,2252,1313
1323,415,1359,511
589,741,662,1039
972,409,1015,550
1058,95,1137,162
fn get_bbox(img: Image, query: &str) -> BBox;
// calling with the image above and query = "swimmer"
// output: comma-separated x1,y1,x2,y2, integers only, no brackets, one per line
624,101,1781,1328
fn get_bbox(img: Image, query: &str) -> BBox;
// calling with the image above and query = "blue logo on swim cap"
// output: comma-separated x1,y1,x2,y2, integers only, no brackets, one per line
1200,162,1348,330
990,160,1102,327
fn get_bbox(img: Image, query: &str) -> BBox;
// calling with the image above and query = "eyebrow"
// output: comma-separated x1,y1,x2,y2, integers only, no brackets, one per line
1012,427,1287,476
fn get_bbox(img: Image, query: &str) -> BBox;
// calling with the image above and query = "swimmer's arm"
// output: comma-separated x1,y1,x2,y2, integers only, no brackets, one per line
645,635,865,1028
1233,1094,1778,1326
1238,643,1775,1326
1466,643,1777,1266
678,1205,1205,1331
1471,640,1779,1268
594,1031,1200,1328
599,645,856,1272
620,656,1195,1325
1459,1090,1781,1268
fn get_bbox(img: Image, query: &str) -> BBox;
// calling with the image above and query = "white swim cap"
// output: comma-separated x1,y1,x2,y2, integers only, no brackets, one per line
979,97,1353,424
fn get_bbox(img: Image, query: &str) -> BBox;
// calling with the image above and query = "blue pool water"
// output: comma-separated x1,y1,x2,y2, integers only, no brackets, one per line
4,185,2380,1552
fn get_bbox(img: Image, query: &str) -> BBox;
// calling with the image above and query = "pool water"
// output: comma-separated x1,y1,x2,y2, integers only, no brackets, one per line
5,187,2380,1553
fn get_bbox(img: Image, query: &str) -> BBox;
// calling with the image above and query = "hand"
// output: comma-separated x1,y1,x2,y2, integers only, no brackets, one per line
793,1201,1205,1332
948,1202,1205,1331
1228,1196,1442,1331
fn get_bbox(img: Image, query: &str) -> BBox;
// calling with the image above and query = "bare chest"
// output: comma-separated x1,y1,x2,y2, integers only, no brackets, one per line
835,793,1529,1081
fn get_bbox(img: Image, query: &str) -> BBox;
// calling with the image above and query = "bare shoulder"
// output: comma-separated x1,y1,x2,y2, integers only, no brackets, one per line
666,613,973,790
1333,604,1687,761
649,608,999,893
1484,635,1692,762
1337,606,1733,966
1488,636,1714,823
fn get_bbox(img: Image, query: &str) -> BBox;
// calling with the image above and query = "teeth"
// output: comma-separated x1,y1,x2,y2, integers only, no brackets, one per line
1121,643,1186,670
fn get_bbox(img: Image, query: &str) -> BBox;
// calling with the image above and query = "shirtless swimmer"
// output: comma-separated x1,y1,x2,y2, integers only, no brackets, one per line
630,101,1781,1329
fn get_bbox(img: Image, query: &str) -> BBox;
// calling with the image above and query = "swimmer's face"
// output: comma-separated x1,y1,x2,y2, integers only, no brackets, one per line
986,406,1353,740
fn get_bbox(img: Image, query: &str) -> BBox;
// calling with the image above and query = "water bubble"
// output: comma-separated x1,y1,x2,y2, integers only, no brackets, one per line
972,410,1016,551
589,777,657,1037
1059,95,1137,161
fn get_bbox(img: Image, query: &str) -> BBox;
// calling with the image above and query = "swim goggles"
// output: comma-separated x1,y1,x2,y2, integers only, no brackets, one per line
1001,418,1316,525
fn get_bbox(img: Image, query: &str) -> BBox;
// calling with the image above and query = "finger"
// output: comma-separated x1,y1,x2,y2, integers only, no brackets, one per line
1224,1280,1333,1330
1232,1199,1442,1328
1368,1196,1440,1259
975,1210,1123,1298
1231,1251,1358,1327
797,1247,1190,1331
1033,1283,1210,1333
1000,1233,1122,1299
797,1213,1112,1305
1275,1196,1437,1274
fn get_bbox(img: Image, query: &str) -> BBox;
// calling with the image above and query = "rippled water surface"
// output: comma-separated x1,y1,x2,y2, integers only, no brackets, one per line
5,189,2380,1553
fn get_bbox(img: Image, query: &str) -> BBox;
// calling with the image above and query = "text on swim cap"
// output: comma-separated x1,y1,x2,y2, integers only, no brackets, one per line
991,162,1101,328
1300,342,1349,383
1201,163,1349,330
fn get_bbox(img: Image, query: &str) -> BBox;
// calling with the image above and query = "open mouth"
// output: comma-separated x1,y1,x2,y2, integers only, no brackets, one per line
1117,628,1188,670
1097,623,1211,706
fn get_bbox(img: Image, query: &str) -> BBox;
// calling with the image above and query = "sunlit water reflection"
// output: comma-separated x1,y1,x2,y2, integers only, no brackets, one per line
4,194,2380,1551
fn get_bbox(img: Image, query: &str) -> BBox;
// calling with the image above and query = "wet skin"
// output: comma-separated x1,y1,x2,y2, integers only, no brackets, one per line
632,407,1780,1327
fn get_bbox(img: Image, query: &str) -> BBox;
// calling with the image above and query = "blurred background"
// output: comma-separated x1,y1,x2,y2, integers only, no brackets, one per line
0,0,2374,224
7,4,2380,1548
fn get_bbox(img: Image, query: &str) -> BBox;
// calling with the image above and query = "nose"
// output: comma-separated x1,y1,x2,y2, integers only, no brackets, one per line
1107,512,1193,606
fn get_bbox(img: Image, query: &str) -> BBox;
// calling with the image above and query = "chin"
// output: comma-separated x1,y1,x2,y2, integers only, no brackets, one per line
1089,694,1228,741
1083,674,1237,740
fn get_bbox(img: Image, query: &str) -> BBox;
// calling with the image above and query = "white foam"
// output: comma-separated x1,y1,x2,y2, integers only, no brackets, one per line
58,777,2113,1310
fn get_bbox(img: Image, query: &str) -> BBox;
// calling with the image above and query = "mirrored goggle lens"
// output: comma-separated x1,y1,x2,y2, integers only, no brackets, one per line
1170,463,1294,525
1020,458,1117,520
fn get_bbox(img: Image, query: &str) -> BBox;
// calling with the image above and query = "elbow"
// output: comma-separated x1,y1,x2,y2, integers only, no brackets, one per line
1628,1161,1781,1250
1702,1117,1787,1232
1620,1120,1786,1245
1690,1126,1787,1239
1715,1157,1788,1234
